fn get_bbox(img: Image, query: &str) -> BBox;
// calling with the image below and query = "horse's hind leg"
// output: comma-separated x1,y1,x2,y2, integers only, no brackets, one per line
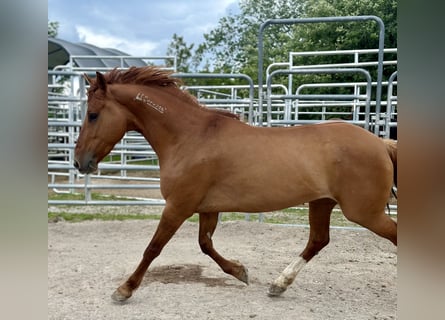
343,206,397,246
198,212,249,284
268,198,336,297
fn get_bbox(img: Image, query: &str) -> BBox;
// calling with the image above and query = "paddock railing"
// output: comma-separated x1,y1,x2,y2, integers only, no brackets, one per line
48,67,397,213
264,48,397,136
48,16,397,214
48,70,257,207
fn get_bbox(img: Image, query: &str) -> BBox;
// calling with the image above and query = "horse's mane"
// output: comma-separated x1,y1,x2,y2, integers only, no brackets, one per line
100,66,181,88
92,66,240,121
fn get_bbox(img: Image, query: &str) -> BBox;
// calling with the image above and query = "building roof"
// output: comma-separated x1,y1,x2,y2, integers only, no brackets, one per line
48,37,148,70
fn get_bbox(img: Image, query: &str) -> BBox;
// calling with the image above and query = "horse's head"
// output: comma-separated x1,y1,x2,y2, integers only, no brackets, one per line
74,72,128,174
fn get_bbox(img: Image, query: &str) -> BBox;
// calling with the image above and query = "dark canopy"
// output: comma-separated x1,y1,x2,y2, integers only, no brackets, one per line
48,38,148,70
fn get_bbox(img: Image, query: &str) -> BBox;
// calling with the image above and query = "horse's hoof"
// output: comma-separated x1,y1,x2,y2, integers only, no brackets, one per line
232,262,249,285
111,288,132,303
237,266,249,285
267,283,286,297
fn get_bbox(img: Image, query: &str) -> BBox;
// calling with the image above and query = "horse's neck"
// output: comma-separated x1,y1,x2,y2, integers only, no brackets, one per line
112,84,204,158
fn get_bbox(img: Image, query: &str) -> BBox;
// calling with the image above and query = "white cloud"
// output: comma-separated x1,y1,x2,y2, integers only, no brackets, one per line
50,1,241,57
75,25,159,56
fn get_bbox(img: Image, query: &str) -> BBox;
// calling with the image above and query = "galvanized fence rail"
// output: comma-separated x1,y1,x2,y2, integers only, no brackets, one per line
48,16,397,216
48,71,256,206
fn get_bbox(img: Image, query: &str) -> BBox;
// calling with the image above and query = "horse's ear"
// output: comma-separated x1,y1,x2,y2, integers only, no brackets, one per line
95,71,107,91
83,73,93,84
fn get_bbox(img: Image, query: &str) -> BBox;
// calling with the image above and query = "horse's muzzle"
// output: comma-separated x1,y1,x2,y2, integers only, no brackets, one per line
73,155,97,174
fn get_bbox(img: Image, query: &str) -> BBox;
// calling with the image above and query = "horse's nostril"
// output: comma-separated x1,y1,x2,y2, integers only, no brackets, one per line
73,160,80,169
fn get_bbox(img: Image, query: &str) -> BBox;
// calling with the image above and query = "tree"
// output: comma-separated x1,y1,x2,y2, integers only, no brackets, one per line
194,0,397,120
165,33,194,72
199,0,307,77
165,0,396,117
285,0,397,107
302,0,397,49
198,0,396,80
295,0,397,71
48,21,59,38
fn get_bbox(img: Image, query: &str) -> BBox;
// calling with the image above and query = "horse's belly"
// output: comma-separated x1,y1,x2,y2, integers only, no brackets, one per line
196,179,326,213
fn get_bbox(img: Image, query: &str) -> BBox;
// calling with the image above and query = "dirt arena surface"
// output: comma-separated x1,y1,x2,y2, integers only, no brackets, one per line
48,219,396,319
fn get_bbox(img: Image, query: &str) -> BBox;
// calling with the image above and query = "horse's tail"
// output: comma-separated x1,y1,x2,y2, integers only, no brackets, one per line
383,139,397,187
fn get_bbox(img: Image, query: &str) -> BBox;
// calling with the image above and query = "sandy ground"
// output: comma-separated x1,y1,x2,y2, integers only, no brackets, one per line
48,219,397,319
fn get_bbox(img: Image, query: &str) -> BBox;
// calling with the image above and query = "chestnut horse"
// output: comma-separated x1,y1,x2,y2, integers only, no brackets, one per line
74,66,397,302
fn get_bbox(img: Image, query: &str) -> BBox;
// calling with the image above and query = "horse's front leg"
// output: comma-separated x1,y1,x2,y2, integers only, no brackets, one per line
112,205,192,302
198,212,249,284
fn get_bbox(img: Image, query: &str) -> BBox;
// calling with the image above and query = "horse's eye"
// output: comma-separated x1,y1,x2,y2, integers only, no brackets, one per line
88,112,99,122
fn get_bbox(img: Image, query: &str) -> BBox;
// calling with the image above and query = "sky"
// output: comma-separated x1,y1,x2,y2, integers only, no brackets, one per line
48,0,239,56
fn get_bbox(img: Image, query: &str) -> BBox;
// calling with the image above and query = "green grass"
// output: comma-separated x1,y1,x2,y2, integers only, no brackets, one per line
48,192,138,201
48,211,246,223
48,206,373,228
102,154,159,166
48,211,162,222
48,195,395,226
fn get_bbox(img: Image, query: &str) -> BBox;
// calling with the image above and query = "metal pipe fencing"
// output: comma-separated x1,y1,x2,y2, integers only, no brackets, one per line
48,71,256,206
48,16,397,215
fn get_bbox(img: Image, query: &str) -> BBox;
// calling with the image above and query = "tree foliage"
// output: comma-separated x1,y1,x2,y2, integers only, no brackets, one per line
165,0,397,80
166,33,195,72
303,0,397,49
293,0,397,94
164,0,397,120
48,21,59,38
199,0,306,76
